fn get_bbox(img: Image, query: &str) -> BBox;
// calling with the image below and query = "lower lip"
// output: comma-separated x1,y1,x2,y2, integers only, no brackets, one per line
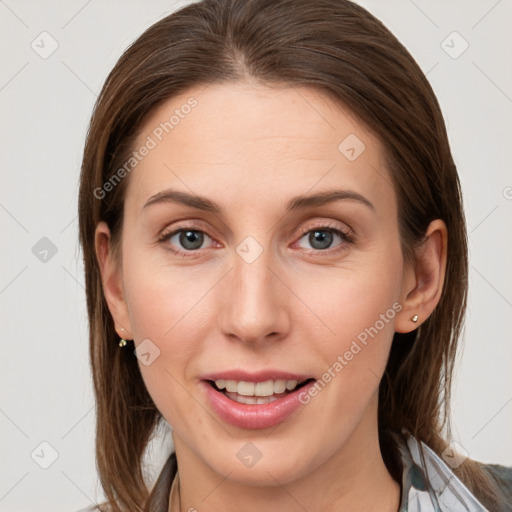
201,380,316,430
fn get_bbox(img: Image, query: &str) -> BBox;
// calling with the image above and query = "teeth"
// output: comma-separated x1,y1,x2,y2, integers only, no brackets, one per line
232,394,280,405
214,379,302,397
255,381,275,396
286,380,298,391
237,381,255,396
273,379,287,394
224,380,237,392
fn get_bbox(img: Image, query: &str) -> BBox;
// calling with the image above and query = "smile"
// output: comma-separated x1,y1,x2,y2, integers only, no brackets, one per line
201,373,316,429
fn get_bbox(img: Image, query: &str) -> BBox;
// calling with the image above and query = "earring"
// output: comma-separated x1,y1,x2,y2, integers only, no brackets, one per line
411,315,419,323
118,327,128,347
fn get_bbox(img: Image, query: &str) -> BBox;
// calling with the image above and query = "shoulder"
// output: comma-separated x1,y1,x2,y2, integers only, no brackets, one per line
479,462,512,510
481,462,512,485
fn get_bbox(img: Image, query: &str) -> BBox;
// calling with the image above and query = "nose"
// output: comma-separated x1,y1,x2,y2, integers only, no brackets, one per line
218,243,291,346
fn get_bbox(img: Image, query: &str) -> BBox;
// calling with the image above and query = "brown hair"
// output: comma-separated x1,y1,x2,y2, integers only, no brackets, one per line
78,0,500,510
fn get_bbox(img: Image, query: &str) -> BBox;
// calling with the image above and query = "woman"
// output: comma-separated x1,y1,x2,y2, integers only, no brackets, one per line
77,0,511,510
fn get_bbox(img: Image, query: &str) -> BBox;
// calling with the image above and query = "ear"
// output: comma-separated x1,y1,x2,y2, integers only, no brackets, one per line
395,219,448,333
94,221,134,340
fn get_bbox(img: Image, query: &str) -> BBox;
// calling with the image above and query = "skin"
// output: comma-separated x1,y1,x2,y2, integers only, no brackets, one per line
95,81,447,512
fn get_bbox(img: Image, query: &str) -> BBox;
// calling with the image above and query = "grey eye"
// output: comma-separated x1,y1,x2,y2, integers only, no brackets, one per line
170,230,208,250
297,229,345,251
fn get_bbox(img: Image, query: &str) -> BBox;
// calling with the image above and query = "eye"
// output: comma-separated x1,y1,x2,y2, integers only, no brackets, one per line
295,225,354,252
158,227,215,255
158,222,354,257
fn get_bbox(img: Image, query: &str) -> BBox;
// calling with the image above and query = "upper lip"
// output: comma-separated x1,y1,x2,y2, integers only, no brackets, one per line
201,369,315,383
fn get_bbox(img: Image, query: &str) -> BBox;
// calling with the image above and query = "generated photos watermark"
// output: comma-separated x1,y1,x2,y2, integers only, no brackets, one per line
298,301,403,404
93,97,198,200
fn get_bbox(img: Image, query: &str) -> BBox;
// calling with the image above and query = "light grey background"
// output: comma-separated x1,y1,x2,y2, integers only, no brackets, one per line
1,1,511,511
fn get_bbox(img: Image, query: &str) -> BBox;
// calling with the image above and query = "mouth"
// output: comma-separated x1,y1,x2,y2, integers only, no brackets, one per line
201,374,317,429
207,378,316,405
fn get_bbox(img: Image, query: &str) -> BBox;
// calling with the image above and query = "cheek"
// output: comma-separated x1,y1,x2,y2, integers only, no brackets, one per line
124,284,202,427
121,242,215,340
291,251,403,398
296,257,402,346
120,251,219,418
316,293,397,389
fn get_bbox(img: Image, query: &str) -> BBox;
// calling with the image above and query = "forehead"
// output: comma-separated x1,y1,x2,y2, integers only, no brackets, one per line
125,81,394,214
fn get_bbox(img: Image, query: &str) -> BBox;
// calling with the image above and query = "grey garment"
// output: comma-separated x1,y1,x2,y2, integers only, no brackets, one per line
480,463,512,509
79,433,512,512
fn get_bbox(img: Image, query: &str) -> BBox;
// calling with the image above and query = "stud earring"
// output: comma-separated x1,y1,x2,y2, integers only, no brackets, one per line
411,315,419,323
118,328,130,348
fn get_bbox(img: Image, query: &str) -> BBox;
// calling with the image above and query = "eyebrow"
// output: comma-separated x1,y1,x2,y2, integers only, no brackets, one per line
142,188,375,213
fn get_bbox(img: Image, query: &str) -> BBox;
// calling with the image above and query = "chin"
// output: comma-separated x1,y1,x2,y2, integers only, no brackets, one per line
194,436,326,487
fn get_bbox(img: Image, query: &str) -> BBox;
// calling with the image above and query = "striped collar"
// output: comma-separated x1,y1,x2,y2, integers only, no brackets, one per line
398,434,488,511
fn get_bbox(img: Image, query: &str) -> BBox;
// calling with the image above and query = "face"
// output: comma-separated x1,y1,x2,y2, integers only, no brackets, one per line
100,81,416,485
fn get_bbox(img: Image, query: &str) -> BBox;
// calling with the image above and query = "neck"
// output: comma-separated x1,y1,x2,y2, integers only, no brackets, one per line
170,394,400,512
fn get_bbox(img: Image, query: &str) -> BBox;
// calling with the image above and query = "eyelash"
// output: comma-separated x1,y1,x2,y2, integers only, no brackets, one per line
157,222,355,257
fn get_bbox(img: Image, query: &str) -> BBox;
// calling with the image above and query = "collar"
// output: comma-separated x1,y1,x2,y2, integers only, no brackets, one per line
397,434,488,511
